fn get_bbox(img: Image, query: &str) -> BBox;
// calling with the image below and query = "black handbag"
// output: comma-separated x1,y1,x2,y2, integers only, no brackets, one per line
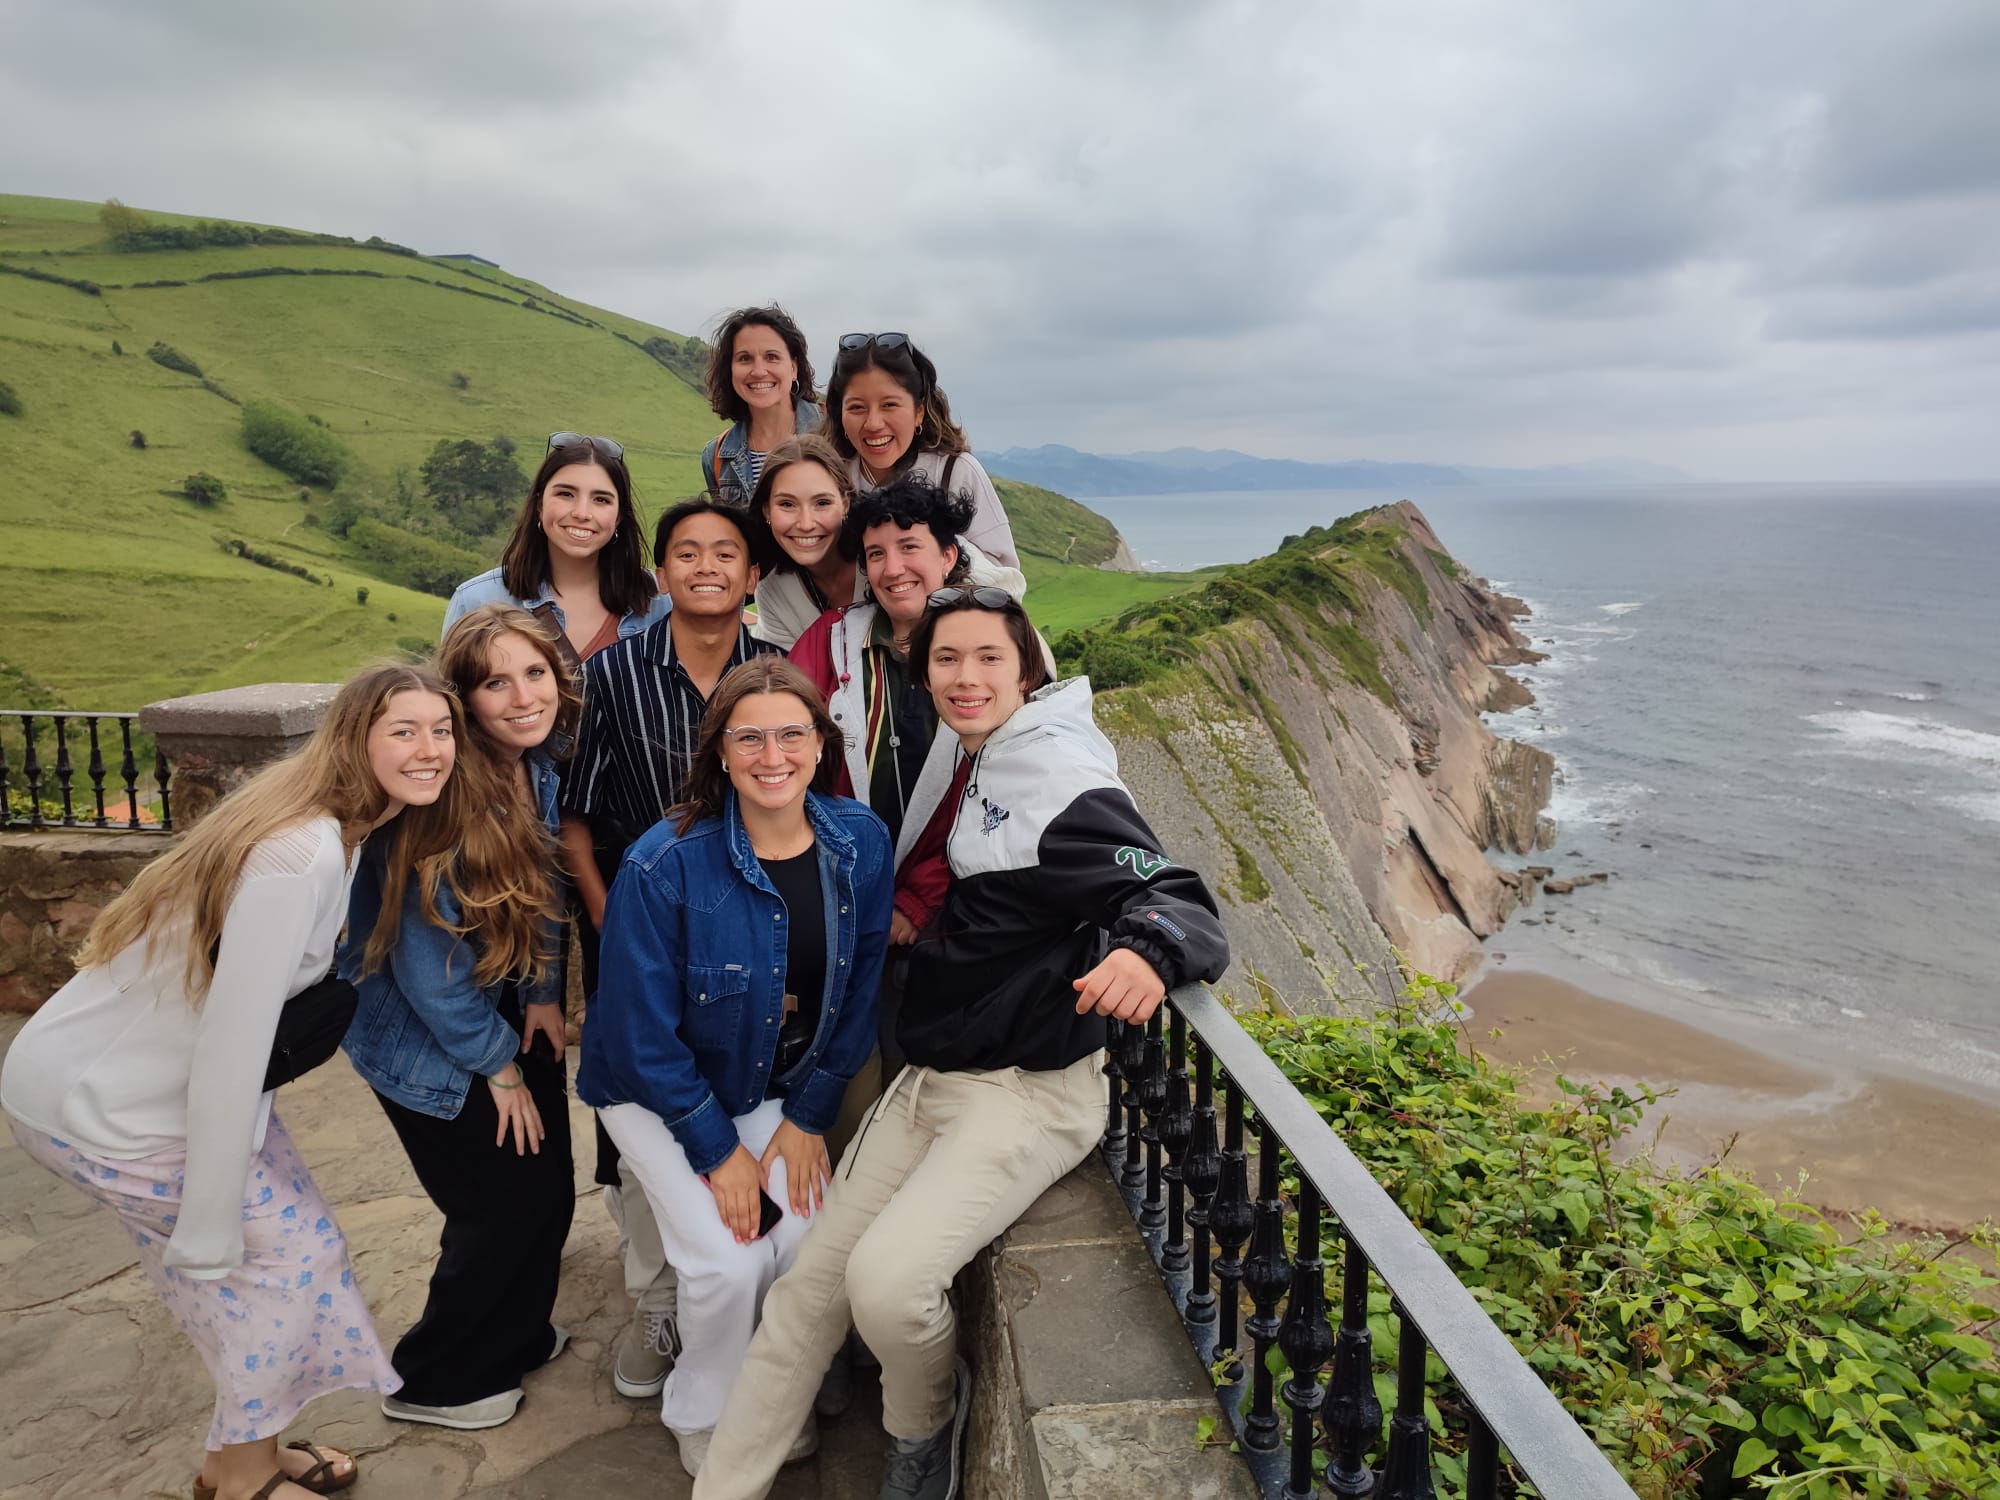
262,970,360,1092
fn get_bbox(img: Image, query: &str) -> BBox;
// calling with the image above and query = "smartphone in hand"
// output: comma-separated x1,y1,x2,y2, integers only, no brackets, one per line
757,1187,784,1239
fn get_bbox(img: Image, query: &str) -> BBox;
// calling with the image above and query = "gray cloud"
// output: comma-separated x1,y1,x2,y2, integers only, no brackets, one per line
4,0,1997,479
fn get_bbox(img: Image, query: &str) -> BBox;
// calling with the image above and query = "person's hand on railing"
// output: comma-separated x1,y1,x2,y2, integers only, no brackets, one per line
1073,946,1166,1023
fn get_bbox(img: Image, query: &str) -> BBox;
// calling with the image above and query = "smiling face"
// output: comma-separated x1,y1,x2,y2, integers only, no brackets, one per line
660,511,758,618
731,322,798,415
841,366,921,479
763,460,848,573
863,520,959,628
366,689,456,809
723,691,821,818
467,632,560,758
926,611,1030,754
538,462,620,563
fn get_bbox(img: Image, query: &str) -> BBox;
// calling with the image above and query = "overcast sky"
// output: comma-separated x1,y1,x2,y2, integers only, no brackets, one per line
7,1,1998,479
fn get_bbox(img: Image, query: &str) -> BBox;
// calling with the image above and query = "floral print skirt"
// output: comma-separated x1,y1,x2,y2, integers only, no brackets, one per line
10,1112,401,1447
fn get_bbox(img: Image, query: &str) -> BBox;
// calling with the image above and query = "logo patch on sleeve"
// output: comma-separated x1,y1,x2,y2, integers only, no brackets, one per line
1115,846,1172,879
1143,909,1187,941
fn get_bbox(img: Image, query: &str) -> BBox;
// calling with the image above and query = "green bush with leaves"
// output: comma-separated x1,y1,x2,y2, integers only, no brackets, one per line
146,341,203,378
1240,1005,1999,1497
0,380,20,417
180,473,227,507
240,400,345,488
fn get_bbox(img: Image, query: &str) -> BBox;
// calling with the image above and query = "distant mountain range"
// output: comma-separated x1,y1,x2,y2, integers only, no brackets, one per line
976,444,1697,497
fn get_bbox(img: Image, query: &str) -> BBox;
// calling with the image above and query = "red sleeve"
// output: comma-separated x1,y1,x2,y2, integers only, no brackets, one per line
791,610,856,798
893,752,972,930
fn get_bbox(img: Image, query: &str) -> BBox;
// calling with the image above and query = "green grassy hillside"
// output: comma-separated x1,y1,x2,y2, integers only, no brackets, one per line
0,193,1182,707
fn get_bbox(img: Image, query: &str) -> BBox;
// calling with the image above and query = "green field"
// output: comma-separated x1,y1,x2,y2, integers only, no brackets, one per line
0,193,1177,707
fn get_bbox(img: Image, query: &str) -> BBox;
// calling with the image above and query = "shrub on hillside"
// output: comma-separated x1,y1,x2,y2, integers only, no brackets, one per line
130,430,146,449
181,473,227,507
98,198,148,241
112,341,123,355
241,400,345,488
146,342,203,378
420,436,523,539
0,381,20,417
346,517,485,599
355,587,370,605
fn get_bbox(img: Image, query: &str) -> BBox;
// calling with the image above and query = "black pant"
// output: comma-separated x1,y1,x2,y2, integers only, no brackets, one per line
374,1024,575,1407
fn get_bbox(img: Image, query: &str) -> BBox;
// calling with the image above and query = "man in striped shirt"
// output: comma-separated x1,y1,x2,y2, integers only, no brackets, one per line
557,497,777,1405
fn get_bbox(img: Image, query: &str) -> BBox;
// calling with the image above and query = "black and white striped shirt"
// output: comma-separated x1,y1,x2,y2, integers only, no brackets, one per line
558,618,778,851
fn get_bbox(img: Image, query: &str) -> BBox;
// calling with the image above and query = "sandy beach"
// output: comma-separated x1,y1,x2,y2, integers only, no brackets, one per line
1460,965,2000,1235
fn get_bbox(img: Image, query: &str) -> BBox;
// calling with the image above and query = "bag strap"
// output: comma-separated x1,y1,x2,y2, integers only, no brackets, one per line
530,601,584,679
938,452,959,494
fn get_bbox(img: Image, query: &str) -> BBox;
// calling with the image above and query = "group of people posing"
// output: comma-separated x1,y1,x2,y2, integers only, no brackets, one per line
0,309,1229,1500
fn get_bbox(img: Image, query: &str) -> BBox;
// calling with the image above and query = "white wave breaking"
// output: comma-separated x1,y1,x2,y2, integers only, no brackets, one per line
1801,709,2000,770
1598,601,1645,616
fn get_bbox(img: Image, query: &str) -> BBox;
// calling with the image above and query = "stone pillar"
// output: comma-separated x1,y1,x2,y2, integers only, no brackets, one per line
139,682,340,830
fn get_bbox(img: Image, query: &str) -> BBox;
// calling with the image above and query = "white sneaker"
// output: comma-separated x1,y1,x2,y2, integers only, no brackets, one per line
382,1388,524,1430
785,1417,820,1465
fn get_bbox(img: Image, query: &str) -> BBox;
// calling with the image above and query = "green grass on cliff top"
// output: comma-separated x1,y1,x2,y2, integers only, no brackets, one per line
0,193,1163,707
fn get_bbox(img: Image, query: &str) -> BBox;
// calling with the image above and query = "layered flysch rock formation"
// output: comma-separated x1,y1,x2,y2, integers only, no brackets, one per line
1100,501,1550,1012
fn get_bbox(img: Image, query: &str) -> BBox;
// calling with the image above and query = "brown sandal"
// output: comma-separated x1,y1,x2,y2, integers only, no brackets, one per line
192,1441,358,1500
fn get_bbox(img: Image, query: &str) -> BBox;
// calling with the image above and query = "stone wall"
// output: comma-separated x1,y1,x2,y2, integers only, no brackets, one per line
0,683,339,1012
0,831,170,1011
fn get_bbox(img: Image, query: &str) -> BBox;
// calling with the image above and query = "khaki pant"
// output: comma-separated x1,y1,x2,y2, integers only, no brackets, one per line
606,1167,679,1318
692,1052,1107,1500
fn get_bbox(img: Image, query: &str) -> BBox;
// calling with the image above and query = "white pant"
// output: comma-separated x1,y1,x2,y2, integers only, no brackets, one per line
598,1097,812,1434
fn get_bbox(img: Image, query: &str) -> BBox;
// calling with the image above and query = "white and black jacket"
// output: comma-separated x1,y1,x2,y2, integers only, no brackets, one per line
897,677,1229,1073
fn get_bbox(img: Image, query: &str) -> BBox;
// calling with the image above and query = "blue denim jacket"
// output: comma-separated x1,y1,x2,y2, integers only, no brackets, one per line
576,789,891,1175
700,399,824,508
442,567,671,638
339,753,565,1118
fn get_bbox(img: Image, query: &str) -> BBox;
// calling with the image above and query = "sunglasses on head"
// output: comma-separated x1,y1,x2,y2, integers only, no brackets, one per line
838,332,911,354
546,432,625,462
927,585,1014,611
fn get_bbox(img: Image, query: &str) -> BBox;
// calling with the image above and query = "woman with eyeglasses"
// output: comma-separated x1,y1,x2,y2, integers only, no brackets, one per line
700,305,823,509
578,657,892,1479
693,588,1230,1500
823,332,1022,575
444,432,669,662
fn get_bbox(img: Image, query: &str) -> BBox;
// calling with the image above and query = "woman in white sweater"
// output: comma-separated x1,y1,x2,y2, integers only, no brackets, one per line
1,663,465,1500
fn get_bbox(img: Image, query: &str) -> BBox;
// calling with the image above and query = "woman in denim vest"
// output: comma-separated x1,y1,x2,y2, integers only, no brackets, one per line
339,605,576,1431
700,305,823,509
578,657,891,1477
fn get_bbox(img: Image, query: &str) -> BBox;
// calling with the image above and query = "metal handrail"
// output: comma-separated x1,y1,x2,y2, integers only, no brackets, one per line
0,709,173,832
1105,983,1637,1499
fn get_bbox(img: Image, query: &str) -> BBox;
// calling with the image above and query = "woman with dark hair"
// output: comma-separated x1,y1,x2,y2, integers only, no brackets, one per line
444,432,668,660
693,590,1230,1500
701,305,822,509
578,657,892,1478
339,605,579,1431
2,663,463,1500
823,332,1021,573
741,433,859,650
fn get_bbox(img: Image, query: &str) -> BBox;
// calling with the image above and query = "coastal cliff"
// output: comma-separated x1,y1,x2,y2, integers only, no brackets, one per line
1074,501,1549,1011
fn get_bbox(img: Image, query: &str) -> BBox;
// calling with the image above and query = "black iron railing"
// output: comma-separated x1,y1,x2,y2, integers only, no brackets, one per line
1105,985,1636,1499
0,711,172,832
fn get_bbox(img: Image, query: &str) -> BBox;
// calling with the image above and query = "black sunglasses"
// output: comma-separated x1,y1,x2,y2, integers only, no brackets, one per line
927,585,1014,611
546,432,625,462
838,332,911,353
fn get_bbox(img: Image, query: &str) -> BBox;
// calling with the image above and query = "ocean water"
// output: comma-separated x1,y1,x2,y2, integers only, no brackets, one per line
1087,483,2000,1097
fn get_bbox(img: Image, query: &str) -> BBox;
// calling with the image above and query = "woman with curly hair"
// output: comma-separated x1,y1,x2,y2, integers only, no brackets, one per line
338,605,579,1431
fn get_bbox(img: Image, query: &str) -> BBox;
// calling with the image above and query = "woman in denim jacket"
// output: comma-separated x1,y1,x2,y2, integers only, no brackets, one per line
340,606,576,1431
700,304,823,509
578,657,891,1477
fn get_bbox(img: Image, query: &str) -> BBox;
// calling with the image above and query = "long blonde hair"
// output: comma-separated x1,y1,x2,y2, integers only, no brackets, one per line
78,663,460,1003
370,606,570,988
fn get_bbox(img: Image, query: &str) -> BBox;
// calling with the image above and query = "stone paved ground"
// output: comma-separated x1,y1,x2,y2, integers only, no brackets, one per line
0,1014,882,1500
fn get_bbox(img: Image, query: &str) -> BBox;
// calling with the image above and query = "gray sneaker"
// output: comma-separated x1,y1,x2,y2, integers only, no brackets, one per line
878,1359,971,1500
816,1336,855,1418
382,1388,523,1430
613,1308,679,1398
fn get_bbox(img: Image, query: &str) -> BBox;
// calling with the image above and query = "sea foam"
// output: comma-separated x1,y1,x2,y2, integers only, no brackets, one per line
1802,709,2000,769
